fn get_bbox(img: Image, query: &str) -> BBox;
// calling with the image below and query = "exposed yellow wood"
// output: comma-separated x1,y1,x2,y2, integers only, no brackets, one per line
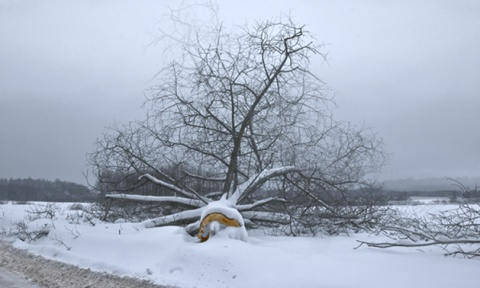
197,212,242,242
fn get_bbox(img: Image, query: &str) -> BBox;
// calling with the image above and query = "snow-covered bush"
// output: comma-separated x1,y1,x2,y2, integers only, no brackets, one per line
9,220,51,243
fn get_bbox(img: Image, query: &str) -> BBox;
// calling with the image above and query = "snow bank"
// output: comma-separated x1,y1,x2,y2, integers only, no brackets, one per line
0,202,479,288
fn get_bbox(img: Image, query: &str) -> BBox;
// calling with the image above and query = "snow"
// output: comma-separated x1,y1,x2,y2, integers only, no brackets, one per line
106,194,207,208
201,198,244,226
1,202,479,288
199,199,248,242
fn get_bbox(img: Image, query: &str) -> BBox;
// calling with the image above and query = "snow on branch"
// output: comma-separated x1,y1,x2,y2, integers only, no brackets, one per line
139,173,210,204
229,166,298,204
105,193,206,208
356,238,480,249
198,199,247,242
142,207,204,228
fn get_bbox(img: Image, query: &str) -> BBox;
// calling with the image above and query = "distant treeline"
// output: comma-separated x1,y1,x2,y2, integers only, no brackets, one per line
0,178,97,202
385,189,480,202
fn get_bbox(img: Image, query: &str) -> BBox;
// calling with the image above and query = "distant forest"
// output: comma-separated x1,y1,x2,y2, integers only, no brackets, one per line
1,177,478,204
0,178,97,202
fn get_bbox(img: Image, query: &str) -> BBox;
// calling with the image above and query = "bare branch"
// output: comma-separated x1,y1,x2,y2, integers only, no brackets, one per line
139,174,210,204
105,193,206,208
181,170,226,182
229,166,299,204
359,203,480,258
356,238,480,249
241,211,290,224
235,197,287,211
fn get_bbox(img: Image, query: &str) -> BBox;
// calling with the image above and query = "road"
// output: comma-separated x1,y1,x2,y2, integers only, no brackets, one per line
0,267,40,288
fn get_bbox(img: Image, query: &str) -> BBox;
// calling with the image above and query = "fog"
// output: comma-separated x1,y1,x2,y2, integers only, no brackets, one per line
1,0,479,185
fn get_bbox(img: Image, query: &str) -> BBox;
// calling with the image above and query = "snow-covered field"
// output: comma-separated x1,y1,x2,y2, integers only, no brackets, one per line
0,202,478,288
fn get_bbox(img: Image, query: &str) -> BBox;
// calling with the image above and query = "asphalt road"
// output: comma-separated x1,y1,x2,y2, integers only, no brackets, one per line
0,267,39,288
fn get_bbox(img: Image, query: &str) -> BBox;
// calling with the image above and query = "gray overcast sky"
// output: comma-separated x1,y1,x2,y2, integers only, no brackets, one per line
1,0,479,185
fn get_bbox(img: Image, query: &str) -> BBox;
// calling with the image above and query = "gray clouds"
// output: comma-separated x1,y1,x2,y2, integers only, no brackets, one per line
1,0,479,184
0,0,158,183
319,1,480,179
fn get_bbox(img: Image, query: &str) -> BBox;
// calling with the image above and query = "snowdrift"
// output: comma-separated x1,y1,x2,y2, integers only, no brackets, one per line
0,202,478,288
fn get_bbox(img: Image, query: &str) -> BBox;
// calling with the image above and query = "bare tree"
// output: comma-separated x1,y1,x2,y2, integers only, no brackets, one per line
88,7,385,239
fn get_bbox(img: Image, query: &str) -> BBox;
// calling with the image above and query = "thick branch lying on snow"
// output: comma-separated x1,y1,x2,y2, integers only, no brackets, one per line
142,208,204,228
139,173,210,204
229,166,299,204
105,193,206,208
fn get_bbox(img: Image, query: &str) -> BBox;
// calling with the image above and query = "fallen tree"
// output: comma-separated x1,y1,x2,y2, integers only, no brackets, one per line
105,167,298,237
89,5,386,240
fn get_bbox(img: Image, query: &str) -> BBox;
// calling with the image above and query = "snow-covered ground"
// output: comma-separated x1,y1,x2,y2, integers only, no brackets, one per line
0,202,478,288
